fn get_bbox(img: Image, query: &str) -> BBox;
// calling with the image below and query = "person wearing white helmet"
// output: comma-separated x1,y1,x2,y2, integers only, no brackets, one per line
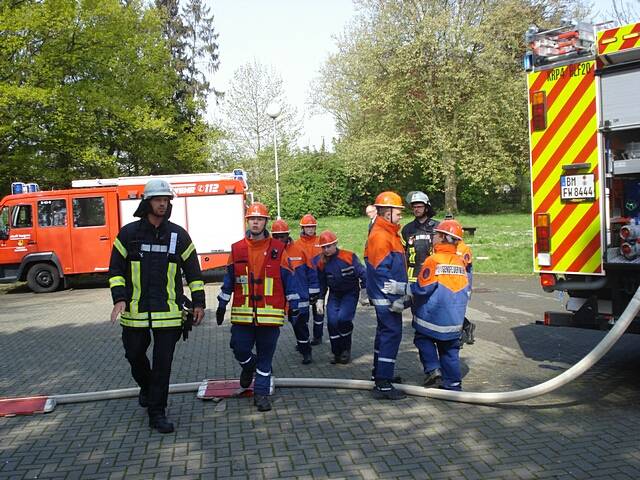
109,178,205,433
401,191,439,283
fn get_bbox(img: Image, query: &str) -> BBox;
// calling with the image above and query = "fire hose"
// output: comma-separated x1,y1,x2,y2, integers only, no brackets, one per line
41,284,640,408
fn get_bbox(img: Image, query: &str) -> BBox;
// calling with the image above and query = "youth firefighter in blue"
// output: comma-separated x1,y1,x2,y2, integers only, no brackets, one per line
364,191,408,400
383,219,470,390
109,179,205,434
215,202,300,412
312,230,368,365
271,219,313,365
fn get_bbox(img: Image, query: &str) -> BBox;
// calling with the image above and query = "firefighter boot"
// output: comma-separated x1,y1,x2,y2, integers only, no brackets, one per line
424,368,443,388
138,389,149,408
372,379,406,400
149,415,174,434
339,349,351,364
302,351,312,365
310,337,322,346
240,359,257,389
254,394,272,412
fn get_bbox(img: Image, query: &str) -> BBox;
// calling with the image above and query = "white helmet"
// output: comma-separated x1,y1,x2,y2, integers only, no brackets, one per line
409,191,430,205
143,179,173,199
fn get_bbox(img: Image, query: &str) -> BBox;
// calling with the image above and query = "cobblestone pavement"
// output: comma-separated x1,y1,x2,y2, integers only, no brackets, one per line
1,274,640,479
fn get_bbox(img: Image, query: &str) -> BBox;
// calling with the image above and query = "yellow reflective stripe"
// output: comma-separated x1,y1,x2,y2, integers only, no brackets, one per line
166,262,179,314
120,318,149,327
230,317,253,324
122,311,149,320
150,311,182,319
109,276,126,288
151,319,182,328
189,280,204,292
130,261,141,314
114,238,127,258
264,277,273,296
181,243,196,261
231,306,254,315
256,318,284,326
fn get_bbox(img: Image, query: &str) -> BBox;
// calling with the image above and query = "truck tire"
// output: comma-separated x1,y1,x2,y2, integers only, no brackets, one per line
26,263,61,293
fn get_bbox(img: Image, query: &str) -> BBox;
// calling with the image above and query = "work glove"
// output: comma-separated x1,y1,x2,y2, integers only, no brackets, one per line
382,280,408,296
216,306,226,326
315,299,325,315
288,308,300,324
358,288,370,306
309,293,319,304
389,295,411,313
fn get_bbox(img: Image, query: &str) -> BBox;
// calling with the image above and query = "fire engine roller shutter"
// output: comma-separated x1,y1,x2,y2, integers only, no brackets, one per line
528,60,604,275
600,68,640,130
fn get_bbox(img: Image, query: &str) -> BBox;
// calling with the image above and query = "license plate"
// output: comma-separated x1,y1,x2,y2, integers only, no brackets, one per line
560,174,595,202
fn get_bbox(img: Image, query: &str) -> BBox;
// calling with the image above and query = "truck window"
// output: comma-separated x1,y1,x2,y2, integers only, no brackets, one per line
11,204,33,228
72,197,105,227
38,199,67,227
0,206,9,235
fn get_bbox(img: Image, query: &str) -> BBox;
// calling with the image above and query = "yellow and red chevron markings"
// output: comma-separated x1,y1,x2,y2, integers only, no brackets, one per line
528,60,602,274
598,22,640,55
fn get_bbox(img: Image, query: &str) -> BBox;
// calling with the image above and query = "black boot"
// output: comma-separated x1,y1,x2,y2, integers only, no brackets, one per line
240,360,256,389
423,368,443,388
371,379,406,400
339,350,351,364
302,351,312,364
330,354,340,364
254,394,272,412
310,337,322,346
149,415,174,434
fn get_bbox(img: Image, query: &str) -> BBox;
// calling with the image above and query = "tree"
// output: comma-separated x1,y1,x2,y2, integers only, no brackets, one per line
219,60,301,157
316,0,582,213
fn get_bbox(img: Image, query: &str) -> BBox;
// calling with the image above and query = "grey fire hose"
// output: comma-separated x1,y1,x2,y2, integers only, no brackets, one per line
51,285,640,406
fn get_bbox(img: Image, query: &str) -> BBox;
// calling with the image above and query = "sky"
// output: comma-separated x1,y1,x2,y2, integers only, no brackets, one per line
206,0,358,151
206,0,630,151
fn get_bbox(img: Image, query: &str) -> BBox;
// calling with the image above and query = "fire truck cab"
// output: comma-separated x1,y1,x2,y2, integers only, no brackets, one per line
525,20,640,331
0,171,248,293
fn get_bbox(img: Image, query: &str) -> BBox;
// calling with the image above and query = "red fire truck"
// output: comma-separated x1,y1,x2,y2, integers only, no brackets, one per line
0,171,248,292
525,20,640,331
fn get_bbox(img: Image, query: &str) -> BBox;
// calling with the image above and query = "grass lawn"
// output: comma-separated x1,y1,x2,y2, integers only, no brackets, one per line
281,212,534,275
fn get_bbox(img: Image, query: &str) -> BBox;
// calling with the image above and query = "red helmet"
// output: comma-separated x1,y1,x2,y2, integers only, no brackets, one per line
374,191,404,209
317,230,338,247
245,202,269,218
434,219,463,240
271,219,290,234
299,214,317,227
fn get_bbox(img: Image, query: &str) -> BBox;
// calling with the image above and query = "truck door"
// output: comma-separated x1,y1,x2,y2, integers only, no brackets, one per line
35,197,73,274
0,201,37,270
69,193,112,273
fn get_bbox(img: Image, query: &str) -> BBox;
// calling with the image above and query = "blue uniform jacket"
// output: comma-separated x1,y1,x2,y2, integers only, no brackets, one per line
313,249,366,297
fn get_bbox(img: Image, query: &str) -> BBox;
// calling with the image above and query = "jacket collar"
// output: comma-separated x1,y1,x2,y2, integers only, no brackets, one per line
434,243,457,254
375,215,401,235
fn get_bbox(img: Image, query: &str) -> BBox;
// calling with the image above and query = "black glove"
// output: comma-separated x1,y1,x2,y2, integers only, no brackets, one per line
288,308,299,323
309,293,319,304
216,307,226,326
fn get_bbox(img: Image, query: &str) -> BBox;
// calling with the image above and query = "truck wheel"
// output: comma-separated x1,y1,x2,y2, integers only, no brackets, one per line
26,263,61,293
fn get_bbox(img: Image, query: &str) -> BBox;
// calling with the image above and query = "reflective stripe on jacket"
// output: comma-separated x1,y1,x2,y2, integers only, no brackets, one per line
314,249,366,296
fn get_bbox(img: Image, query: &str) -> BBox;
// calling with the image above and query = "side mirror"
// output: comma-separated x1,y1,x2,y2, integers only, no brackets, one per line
0,227,9,241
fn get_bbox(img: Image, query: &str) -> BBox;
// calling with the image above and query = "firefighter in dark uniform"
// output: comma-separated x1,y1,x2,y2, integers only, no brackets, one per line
109,179,205,434
400,191,439,283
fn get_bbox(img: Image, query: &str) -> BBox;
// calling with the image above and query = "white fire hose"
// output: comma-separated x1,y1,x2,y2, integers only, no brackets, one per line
51,285,640,406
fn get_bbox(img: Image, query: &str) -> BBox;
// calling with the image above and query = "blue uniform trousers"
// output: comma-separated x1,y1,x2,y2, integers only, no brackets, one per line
230,324,280,396
371,307,403,381
414,332,462,390
312,302,325,340
292,311,311,354
326,290,357,356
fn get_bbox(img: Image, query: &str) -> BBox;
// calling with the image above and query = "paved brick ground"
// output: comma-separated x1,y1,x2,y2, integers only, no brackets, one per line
1,274,640,479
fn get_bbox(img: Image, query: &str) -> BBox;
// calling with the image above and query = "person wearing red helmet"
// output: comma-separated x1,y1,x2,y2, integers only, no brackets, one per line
383,219,470,390
312,230,367,364
364,191,408,400
293,213,324,345
215,202,301,412
272,219,314,364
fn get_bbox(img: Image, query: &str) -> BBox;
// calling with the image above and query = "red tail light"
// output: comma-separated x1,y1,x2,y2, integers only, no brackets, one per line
535,213,551,253
540,273,556,288
531,91,547,132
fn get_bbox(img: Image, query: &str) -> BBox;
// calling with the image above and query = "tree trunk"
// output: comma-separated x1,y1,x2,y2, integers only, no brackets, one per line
443,151,458,215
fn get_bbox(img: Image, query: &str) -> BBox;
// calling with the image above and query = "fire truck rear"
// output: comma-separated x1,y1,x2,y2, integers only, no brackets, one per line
525,20,640,331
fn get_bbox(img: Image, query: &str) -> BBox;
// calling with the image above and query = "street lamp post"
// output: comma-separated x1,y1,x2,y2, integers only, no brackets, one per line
266,102,282,219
